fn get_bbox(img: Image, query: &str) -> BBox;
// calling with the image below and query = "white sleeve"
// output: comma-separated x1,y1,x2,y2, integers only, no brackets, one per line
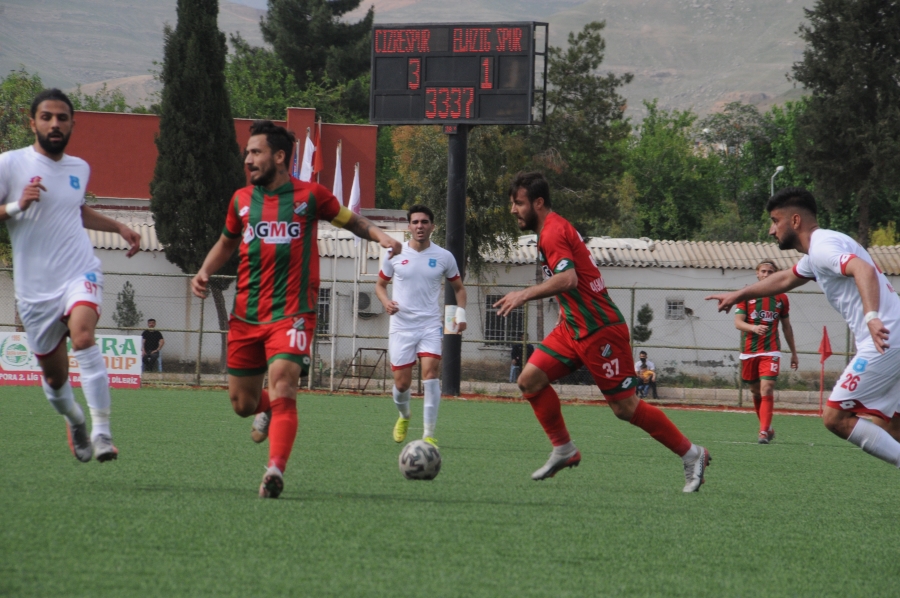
379,249,394,279
0,153,10,205
792,256,816,280
809,236,858,277
444,252,460,280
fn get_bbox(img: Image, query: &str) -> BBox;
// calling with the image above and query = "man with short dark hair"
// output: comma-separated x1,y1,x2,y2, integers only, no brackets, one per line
0,89,141,463
375,204,467,447
708,187,900,473
636,351,658,399
733,260,798,443
142,318,165,372
495,171,710,492
192,120,402,498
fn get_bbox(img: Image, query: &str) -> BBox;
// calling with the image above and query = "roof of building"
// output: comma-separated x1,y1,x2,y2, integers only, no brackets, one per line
89,216,900,275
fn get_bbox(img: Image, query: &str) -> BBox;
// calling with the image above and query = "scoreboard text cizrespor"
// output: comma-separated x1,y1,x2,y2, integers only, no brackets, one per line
369,22,548,125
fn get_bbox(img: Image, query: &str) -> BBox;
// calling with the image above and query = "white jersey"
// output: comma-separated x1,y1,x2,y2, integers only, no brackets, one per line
379,240,460,333
793,228,900,350
0,146,100,303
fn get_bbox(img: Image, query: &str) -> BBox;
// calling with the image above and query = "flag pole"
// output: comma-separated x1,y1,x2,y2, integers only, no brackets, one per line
329,140,343,392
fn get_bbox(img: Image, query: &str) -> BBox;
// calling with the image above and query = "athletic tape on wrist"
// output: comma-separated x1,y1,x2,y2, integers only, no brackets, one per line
5,201,22,217
455,307,466,324
864,311,879,324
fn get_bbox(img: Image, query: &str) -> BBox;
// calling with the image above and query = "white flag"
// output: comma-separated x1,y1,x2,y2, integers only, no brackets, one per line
349,163,361,245
332,141,343,206
299,129,315,182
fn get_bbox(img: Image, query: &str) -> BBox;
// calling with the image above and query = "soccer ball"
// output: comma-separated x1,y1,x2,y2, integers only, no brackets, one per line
399,439,442,480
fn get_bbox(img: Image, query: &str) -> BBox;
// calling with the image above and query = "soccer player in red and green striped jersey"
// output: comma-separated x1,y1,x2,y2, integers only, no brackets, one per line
734,260,799,444
494,171,710,492
191,121,401,498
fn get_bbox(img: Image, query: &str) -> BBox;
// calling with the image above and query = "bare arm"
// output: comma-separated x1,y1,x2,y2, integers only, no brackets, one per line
734,312,769,336
781,315,799,369
81,205,142,257
706,269,809,313
449,277,468,332
190,234,241,298
341,212,402,255
1,181,44,221
375,276,399,315
493,269,577,317
845,257,889,352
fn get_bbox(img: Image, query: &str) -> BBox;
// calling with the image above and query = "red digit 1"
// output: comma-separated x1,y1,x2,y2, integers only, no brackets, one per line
481,57,493,89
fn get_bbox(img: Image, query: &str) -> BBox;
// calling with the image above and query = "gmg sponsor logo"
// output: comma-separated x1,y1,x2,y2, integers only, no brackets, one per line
252,221,301,244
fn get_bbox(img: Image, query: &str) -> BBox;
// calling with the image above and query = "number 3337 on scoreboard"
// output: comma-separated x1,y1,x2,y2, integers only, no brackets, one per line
369,22,548,125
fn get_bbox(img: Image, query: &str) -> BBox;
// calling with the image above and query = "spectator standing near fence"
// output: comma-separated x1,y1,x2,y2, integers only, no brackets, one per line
636,351,658,399
708,187,900,473
734,260,799,444
494,172,710,492
0,89,141,463
141,318,165,372
191,120,400,499
375,204,467,447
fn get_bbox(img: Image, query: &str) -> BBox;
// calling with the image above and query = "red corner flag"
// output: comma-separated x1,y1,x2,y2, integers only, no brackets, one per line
818,326,833,364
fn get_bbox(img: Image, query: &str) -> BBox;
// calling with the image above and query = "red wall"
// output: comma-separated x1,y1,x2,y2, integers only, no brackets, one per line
65,108,376,209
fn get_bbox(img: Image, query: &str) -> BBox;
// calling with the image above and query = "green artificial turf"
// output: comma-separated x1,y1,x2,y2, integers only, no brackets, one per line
2,386,899,597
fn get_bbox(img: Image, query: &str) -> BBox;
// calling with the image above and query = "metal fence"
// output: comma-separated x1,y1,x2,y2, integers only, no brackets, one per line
0,268,856,393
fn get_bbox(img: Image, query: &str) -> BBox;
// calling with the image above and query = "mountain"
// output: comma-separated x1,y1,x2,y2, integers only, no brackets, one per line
1,0,812,117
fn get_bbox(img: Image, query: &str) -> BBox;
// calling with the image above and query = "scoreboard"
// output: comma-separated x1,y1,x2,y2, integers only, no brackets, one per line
369,22,548,125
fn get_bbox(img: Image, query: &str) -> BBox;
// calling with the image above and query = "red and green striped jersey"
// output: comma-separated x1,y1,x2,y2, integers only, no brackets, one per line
538,212,625,339
735,294,790,355
222,176,342,325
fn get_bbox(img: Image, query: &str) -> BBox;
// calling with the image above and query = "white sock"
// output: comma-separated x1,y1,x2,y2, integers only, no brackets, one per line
42,380,84,426
74,345,112,440
393,386,411,419
423,379,441,438
681,444,702,463
847,418,900,467
552,441,576,457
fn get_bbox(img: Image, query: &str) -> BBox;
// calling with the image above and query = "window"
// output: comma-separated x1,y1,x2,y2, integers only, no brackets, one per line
484,294,524,343
317,288,331,334
665,298,685,320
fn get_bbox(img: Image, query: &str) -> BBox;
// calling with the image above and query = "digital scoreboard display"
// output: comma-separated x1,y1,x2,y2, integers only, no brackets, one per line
370,22,547,125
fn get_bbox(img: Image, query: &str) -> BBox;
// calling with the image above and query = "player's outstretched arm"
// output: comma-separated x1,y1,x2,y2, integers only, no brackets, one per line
337,210,402,256
706,269,806,313
494,269,577,317
844,257,889,353
191,234,240,299
81,206,142,257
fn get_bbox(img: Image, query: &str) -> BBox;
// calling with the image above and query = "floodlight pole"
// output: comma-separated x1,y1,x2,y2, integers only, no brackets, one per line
442,125,468,396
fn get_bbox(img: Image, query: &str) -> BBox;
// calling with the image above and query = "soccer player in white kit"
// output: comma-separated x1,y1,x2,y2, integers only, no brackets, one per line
708,187,900,471
375,205,467,447
0,89,141,463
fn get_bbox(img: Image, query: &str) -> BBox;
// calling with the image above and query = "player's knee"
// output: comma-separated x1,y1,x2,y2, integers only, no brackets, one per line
69,331,95,351
43,372,66,389
822,410,851,437
609,398,637,421
271,378,297,400
230,394,255,417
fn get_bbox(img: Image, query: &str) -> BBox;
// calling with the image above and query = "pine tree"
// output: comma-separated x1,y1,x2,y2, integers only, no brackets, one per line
632,303,654,344
150,0,245,368
112,281,143,329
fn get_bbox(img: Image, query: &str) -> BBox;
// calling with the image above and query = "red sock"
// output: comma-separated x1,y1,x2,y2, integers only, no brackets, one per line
759,396,774,433
254,389,271,415
267,397,298,472
630,399,692,457
752,394,762,418
523,386,571,447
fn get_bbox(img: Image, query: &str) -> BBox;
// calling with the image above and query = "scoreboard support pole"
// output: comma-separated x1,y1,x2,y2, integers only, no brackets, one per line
442,124,468,396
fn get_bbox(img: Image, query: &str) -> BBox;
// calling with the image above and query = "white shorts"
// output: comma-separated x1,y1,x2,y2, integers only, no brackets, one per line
389,326,443,371
827,346,900,420
17,271,103,357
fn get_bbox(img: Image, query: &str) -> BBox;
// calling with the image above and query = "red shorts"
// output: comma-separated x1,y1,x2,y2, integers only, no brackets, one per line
741,355,780,383
227,313,315,377
529,323,639,401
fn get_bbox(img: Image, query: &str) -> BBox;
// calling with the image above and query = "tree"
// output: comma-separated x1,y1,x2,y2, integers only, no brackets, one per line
150,0,246,369
792,0,900,246
112,281,143,328
631,303,654,344
527,21,633,235
260,0,373,118
625,101,720,240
